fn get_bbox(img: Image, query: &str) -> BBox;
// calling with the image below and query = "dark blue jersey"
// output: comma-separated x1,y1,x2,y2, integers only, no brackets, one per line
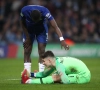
20,5,53,24
20,5,54,33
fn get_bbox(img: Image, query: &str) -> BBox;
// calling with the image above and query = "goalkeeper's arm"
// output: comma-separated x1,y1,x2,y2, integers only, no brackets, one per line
56,63,70,84
31,67,55,78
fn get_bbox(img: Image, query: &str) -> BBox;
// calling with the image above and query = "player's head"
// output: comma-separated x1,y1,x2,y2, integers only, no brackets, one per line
41,51,55,67
31,10,41,22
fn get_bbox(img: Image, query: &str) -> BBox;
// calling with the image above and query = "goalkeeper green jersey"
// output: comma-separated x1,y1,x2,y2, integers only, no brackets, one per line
56,57,90,74
35,57,91,84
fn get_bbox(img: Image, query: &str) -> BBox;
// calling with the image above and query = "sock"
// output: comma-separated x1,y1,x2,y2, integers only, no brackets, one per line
39,63,45,72
24,63,31,73
27,76,54,84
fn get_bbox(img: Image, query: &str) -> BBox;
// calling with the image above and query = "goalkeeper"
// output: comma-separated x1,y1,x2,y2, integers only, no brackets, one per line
21,51,91,84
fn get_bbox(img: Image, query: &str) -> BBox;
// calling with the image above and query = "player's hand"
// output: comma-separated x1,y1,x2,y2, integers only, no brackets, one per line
23,38,32,49
60,40,69,50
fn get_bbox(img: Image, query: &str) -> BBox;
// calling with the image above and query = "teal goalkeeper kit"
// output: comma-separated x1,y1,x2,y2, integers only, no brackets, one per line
35,57,91,84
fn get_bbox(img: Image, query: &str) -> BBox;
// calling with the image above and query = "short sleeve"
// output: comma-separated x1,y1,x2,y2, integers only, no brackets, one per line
20,9,25,20
43,8,54,21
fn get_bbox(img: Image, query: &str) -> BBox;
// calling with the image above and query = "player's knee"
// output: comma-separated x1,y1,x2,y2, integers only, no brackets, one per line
38,49,45,56
52,75,61,82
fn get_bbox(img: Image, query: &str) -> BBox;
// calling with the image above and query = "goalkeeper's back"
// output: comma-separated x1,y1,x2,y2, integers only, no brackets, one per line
56,57,90,75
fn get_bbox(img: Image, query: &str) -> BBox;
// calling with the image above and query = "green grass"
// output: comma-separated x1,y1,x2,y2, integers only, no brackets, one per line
0,58,100,90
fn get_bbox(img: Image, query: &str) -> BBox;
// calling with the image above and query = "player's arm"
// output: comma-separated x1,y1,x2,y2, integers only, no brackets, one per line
20,20,29,38
20,11,29,38
43,7,69,50
56,62,70,84
20,12,31,49
31,67,55,78
49,19,69,50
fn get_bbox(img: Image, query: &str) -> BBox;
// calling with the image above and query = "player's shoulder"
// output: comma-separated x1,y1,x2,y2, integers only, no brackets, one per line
21,6,28,12
21,5,47,12
57,56,79,61
22,5,46,9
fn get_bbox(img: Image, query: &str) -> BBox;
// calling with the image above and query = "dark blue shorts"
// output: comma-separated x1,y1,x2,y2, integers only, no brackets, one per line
23,31,48,43
23,23,48,43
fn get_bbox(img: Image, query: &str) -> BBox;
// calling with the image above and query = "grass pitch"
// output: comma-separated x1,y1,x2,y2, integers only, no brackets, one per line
0,58,100,90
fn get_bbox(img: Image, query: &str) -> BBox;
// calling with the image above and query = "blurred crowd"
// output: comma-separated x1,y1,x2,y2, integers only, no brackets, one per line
0,0,100,45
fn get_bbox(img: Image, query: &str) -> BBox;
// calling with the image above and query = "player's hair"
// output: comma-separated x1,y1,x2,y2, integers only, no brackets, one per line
31,10,41,22
41,51,55,59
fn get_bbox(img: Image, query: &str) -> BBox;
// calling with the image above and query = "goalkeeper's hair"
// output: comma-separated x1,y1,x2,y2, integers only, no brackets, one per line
41,51,55,59
30,10,41,22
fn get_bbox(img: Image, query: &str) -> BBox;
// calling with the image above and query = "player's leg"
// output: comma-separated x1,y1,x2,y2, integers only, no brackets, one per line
53,72,78,84
27,73,62,84
22,69,54,84
52,73,91,84
38,43,46,72
52,72,79,84
26,76,54,84
23,33,34,73
36,31,48,72
22,69,58,84
67,74,78,84
76,71,91,84
67,72,91,84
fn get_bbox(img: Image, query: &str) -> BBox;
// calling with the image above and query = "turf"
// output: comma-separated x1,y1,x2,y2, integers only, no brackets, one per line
0,58,100,90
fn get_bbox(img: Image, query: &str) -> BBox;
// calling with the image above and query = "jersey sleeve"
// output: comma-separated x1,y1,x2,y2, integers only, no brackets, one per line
43,8,54,21
20,9,26,20
35,67,55,78
56,60,70,84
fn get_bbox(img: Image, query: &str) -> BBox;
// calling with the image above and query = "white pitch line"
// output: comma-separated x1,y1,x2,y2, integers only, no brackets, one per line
7,79,20,80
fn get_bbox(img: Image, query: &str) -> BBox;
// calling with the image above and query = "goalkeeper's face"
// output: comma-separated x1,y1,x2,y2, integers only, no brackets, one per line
42,57,53,68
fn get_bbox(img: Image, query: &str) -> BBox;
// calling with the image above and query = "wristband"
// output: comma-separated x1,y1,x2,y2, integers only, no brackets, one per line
31,73,34,77
59,37,64,41
31,72,36,77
